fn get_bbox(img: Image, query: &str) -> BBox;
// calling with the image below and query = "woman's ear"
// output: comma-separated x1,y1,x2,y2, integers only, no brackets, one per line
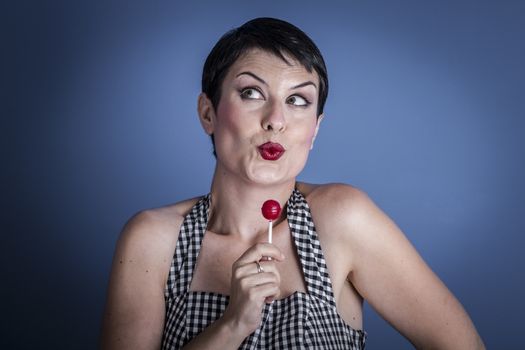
310,114,324,150
198,93,215,135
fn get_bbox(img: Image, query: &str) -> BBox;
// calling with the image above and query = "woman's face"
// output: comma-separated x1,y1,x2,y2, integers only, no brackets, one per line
201,48,322,186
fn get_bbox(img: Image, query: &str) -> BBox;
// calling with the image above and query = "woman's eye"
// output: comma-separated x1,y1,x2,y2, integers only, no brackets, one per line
287,95,309,106
240,88,264,100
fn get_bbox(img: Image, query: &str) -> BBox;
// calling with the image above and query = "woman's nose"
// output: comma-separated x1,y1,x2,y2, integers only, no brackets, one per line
261,101,286,133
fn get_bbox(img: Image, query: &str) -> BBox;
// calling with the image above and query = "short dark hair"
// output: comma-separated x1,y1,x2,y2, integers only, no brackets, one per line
202,17,329,156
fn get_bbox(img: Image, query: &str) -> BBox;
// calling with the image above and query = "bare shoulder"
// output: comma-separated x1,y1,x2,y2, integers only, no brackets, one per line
297,182,370,208
124,196,201,237
296,182,379,239
117,196,202,259
297,182,418,273
295,182,387,271
109,195,203,291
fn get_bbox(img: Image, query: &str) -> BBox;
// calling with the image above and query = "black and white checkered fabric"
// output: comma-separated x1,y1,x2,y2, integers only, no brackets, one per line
162,189,366,349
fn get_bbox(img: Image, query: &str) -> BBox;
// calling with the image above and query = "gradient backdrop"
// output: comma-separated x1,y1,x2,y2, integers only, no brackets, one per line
3,0,524,348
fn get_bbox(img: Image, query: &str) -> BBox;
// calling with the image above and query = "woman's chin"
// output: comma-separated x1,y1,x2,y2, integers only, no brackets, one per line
243,168,284,185
244,162,305,187
247,175,283,186
245,169,300,187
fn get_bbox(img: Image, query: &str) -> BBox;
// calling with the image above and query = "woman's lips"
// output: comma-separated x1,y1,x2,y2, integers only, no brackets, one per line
258,142,285,160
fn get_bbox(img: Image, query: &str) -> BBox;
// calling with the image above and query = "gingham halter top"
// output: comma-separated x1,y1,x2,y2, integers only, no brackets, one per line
162,189,366,349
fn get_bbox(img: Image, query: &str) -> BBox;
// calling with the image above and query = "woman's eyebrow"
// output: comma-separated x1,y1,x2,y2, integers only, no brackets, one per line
236,71,317,90
291,81,317,90
236,71,267,85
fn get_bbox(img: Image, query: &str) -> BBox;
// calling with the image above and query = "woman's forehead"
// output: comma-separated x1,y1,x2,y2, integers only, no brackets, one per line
226,49,319,83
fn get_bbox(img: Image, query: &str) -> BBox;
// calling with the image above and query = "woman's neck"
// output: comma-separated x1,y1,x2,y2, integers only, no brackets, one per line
207,166,295,241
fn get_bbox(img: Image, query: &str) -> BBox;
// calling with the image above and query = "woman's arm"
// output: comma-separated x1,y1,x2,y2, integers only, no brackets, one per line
100,210,180,349
325,184,485,349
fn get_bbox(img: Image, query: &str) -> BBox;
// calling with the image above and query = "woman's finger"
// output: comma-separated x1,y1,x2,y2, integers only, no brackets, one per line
234,242,285,267
239,271,279,287
243,280,281,302
233,259,280,279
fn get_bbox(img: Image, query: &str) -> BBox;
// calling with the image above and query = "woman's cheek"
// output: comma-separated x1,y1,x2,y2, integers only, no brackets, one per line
216,101,244,135
304,122,318,147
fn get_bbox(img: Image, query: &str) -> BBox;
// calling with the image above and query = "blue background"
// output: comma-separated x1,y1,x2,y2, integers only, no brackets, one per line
3,0,524,348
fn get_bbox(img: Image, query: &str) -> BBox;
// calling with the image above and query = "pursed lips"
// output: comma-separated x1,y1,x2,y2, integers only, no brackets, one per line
258,142,285,160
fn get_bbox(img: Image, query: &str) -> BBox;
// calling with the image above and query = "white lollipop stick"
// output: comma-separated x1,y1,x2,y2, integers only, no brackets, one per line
268,220,273,244
268,220,273,260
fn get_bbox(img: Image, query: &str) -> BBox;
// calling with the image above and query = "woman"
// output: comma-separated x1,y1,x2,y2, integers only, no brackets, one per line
101,18,484,349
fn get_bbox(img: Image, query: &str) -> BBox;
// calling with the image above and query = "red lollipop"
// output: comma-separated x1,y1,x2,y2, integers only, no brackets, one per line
262,199,281,221
262,200,281,244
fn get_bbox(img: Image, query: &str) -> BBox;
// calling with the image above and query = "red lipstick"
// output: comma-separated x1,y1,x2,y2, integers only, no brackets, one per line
258,142,285,161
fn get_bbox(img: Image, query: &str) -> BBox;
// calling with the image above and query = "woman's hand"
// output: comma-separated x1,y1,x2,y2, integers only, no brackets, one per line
222,243,285,338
